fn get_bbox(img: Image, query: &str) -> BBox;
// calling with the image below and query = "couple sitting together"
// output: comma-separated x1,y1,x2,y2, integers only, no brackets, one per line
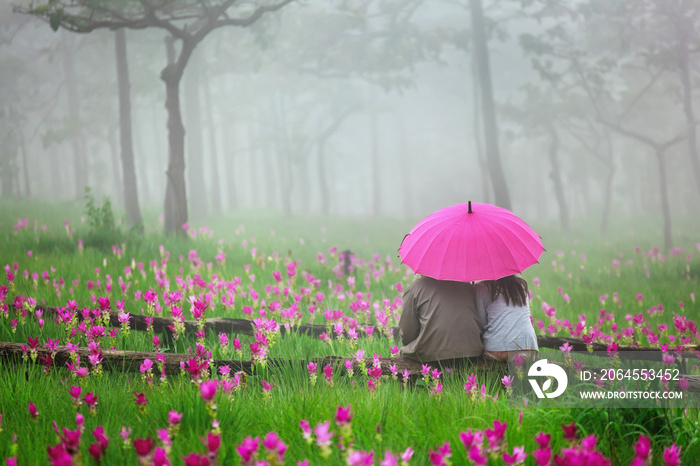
398,274,538,363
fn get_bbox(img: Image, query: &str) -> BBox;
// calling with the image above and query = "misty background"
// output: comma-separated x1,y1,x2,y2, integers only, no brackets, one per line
1,0,699,248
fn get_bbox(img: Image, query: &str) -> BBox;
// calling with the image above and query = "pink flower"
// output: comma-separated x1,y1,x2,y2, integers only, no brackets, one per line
334,405,353,426
68,385,82,404
200,380,218,403
501,375,513,387
323,364,333,381
484,420,507,447
133,392,148,406
468,446,487,466
27,402,39,419
202,432,221,457
262,431,287,463
502,446,527,465
633,435,651,460
133,437,155,459
459,428,484,450
314,421,334,448
662,444,681,466
428,442,451,466
262,380,274,393
561,422,577,442
299,419,312,442
236,436,260,465
84,392,98,409
532,447,551,466
347,449,374,465
534,432,551,448
168,410,183,426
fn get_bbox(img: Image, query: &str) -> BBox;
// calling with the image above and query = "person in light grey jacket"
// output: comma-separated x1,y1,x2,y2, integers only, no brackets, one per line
475,274,538,362
398,276,484,362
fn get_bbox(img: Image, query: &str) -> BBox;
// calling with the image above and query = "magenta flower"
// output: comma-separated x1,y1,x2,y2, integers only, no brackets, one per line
200,380,218,403
133,392,148,406
261,380,274,392
27,402,39,419
334,405,353,426
262,431,287,463
182,452,208,466
663,444,681,466
459,428,484,450
347,449,374,465
153,447,170,466
202,432,221,457
84,392,98,409
68,385,82,404
323,364,333,382
561,422,577,442
168,410,183,426
307,362,317,374
485,420,507,448
633,435,651,461
532,447,552,466
133,437,155,459
534,432,551,448
501,375,513,388
502,446,527,465
428,442,451,466
236,435,260,465
468,446,487,466
314,421,334,448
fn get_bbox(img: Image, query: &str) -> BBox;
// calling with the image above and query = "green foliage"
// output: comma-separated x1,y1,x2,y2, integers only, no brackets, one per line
82,187,124,251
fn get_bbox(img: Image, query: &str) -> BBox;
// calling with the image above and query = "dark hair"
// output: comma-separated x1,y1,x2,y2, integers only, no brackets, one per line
485,275,529,307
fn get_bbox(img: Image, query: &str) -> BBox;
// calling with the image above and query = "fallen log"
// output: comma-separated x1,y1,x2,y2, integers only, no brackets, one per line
24,305,700,362
0,341,504,381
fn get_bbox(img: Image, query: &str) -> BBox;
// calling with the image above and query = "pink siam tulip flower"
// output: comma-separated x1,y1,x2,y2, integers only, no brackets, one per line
347,450,374,465
262,431,287,463
485,420,507,448
313,421,334,449
236,435,260,465
168,410,183,426
334,405,353,426
468,445,487,466
133,392,148,406
323,364,333,383
84,392,98,410
153,447,171,466
633,435,651,461
662,444,681,466
68,386,82,405
133,437,155,461
299,420,312,443
202,432,221,458
380,451,398,466
502,446,527,465
562,422,577,442
532,447,552,466
27,402,39,419
534,432,551,448
200,380,217,403
459,428,484,450
428,442,451,466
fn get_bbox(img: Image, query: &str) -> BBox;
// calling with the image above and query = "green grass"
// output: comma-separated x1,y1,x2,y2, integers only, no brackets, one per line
1,199,700,464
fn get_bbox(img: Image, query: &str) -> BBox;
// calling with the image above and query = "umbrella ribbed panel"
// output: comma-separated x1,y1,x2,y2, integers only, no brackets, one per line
399,203,544,282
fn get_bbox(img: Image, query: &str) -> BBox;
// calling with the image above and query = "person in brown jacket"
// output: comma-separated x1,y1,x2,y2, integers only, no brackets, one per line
398,276,485,362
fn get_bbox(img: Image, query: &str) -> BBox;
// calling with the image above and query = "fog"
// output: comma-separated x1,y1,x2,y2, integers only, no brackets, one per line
1,0,699,244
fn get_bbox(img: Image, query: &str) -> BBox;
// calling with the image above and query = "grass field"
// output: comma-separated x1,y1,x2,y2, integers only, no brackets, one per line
1,198,699,465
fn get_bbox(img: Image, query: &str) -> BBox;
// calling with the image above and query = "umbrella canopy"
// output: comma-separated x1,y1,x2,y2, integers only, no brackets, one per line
399,201,544,282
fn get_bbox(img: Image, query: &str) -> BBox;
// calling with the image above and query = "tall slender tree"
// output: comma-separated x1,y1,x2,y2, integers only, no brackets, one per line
18,0,293,235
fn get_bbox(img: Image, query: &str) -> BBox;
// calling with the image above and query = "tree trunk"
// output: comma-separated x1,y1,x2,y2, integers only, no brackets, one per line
317,117,331,216
677,30,700,200
546,124,570,232
397,118,413,218
600,134,615,235
115,28,143,230
184,49,208,224
469,0,511,209
162,36,190,236
202,64,222,213
370,100,381,217
655,148,673,252
225,123,238,210
63,33,88,199
471,47,491,204
275,93,293,216
19,127,31,198
107,121,123,206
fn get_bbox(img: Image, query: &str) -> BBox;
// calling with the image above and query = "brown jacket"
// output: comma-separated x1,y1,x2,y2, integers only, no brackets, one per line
399,276,484,362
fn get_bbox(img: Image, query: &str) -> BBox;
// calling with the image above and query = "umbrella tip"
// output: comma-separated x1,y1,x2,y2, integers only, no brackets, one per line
468,201,472,214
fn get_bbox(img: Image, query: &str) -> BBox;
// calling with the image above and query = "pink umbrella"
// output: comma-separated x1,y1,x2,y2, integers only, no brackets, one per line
399,201,544,282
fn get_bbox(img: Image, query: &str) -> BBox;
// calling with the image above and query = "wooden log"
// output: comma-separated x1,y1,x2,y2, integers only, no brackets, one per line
26,305,700,361
0,341,504,381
